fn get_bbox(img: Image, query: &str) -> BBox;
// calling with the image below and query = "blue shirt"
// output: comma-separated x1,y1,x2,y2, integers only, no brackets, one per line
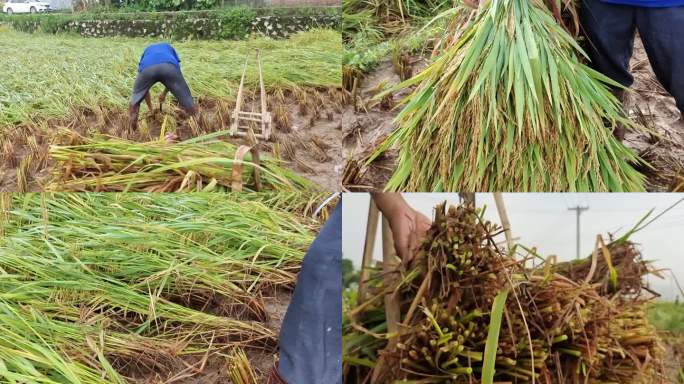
138,43,181,73
601,0,684,6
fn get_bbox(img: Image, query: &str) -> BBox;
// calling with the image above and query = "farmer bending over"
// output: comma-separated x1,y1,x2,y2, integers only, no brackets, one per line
128,42,198,130
267,193,431,384
581,0,684,139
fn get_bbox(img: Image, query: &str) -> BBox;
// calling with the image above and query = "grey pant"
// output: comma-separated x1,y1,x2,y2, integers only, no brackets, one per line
581,0,684,112
278,203,342,384
130,63,194,109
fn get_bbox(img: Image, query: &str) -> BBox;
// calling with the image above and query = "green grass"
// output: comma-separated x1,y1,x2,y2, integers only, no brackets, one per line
648,302,684,333
344,19,445,74
0,27,341,127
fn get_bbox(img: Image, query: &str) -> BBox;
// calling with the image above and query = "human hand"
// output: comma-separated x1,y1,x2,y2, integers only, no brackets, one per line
372,193,432,264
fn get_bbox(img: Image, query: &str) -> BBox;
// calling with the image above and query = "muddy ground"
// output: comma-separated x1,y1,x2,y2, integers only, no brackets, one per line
342,38,684,192
0,87,343,192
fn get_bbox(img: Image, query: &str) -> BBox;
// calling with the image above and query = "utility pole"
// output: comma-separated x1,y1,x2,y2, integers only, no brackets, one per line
459,192,475,206
568,205,589,259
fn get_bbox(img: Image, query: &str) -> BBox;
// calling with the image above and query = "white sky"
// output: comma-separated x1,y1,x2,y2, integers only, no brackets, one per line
342,193,684,301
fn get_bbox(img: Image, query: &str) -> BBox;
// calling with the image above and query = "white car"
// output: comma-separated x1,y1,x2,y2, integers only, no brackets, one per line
3,0,51,14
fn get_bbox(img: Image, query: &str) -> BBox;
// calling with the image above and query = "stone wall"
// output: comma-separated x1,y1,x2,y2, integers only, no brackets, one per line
2,8,340,39
250,13,337,37
59,13,338,38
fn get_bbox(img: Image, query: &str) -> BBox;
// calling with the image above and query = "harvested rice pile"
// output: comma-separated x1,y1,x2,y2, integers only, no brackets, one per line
369,0,646,192
0,193,318,383
46,134,316,192
344,203,665,383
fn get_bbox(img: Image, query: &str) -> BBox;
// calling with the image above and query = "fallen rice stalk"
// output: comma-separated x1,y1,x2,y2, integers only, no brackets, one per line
0,193,318,383
0,29,342,128
46,134,317,192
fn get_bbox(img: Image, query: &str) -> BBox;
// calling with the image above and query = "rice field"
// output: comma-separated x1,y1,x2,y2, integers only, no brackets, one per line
0,26,344,191
0,192,325,383
0,27,342,126
648,302,684,333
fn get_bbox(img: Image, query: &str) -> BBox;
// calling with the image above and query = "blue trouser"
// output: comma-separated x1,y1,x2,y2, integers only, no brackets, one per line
580,0,684,112
278,203,342,384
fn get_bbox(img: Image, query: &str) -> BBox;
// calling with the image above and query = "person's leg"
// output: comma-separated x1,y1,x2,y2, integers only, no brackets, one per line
580,0,637,88
127,104,141,131
277,202,342,384
158,64,197,117
129,67,158,130
581,0,637,140
636,7,684,115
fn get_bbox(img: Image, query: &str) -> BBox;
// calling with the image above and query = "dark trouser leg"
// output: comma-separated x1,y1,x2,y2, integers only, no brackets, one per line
158,65,195,111
636,7,684,114
581,0,637,140
580,0,637,88
278,203,342,384
129,67,160,130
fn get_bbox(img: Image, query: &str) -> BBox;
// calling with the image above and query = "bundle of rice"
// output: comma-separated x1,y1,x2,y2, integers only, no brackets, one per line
370,0,646,192
344,203,665,383
46,134,316,192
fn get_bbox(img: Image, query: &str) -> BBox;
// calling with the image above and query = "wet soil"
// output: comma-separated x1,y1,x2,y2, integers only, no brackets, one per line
342,38,684,192
0,87,343,192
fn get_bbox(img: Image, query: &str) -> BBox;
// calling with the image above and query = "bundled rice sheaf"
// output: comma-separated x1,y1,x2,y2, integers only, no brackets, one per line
46,135,317,192
0,193,318,383
370,0,647,192
344,203,665,383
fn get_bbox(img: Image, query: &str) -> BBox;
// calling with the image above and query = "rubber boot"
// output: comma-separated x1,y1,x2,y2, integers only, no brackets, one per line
611,89,628,142
267,364,287,384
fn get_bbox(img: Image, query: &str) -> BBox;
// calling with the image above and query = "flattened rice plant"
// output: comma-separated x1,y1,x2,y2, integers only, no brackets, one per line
0,193,318,383
0,29,342,128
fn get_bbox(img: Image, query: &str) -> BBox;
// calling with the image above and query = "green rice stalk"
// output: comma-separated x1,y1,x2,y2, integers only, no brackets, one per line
228,348,258,384
482,289,509,384
0,193,318,383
